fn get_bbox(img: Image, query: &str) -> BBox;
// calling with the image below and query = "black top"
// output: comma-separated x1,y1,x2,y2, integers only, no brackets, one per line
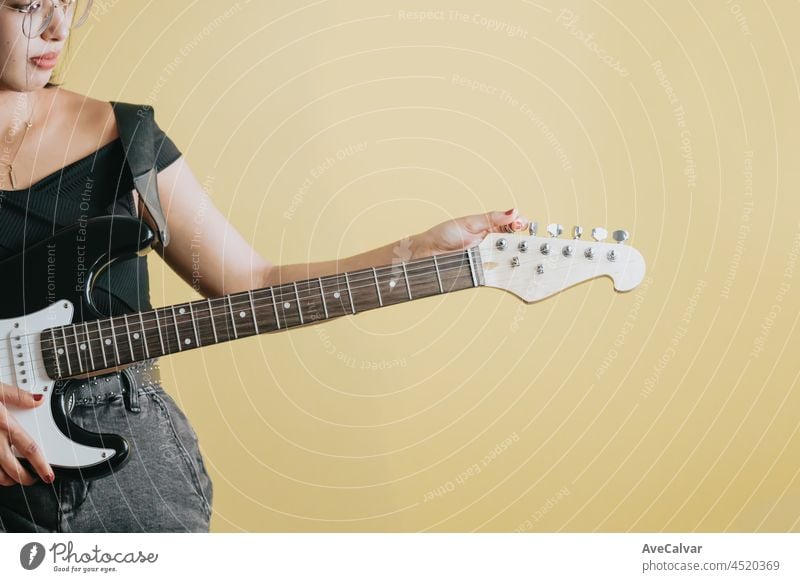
0,102,181,316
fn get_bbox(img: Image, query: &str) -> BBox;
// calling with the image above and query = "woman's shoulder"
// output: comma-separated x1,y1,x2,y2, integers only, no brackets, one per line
43,88,120,146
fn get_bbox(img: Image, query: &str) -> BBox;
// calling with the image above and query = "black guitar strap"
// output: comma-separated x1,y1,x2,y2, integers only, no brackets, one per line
110,101,170,249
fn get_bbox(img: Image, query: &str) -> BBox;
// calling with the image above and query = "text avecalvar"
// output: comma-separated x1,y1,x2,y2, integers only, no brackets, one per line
642,543,702,554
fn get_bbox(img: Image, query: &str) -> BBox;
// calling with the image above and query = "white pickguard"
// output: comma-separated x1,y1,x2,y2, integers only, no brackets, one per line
0,301,118,469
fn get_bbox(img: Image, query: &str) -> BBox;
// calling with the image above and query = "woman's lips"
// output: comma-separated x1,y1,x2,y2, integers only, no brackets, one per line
30,52,60,69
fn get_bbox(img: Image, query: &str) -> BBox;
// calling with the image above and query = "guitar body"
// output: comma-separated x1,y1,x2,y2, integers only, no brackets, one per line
0,216,155,479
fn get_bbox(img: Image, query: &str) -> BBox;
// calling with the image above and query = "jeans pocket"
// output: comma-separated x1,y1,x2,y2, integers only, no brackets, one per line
144,387,213,520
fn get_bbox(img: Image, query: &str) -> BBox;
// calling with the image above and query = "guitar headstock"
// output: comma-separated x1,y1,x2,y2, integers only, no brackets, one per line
477,223,646,303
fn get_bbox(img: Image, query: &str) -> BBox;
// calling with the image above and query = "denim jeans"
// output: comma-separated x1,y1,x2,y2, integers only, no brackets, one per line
0,364,213,533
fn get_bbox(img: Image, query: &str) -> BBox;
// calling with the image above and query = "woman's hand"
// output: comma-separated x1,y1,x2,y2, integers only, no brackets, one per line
0,383,54,486
412,208,531,258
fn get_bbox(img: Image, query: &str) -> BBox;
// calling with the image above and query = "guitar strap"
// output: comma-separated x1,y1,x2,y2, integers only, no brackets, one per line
110,101,170,249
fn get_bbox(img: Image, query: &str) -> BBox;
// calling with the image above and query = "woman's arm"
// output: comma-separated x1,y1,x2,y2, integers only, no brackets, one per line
141,157,529,298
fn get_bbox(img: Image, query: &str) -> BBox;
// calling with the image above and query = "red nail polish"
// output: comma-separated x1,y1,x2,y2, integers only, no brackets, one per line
505,208,515,215
33,394,43,401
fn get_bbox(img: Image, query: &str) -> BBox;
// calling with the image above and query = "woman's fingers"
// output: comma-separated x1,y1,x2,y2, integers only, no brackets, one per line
0,426,53,486
0,381,43,409
492,209,530,234
0,389,53,487
0,466,15,487
466,209,530,235
0,419,54,486
0,438,40,486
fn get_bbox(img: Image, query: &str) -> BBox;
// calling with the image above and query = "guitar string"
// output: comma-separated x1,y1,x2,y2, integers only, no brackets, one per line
40,248,617,363
48,252,476,341
8,246,618,375
13,235,601,351
46,252,614,364
16,251,481,364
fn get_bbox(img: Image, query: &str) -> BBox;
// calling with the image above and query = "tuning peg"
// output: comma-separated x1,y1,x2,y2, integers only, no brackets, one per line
528,221,538,236
591,227,607,242
546,223,563,237
612,229,629,244
572,225,583,239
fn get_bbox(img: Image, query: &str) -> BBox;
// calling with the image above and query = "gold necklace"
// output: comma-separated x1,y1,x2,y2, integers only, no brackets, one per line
0,96,36,190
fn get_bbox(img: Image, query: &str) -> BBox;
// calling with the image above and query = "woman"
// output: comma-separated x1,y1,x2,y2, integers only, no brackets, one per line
0,1,529,532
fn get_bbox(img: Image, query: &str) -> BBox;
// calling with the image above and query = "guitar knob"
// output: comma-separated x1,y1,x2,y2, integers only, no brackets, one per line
591,227,608,242
612,229,629,244
572,225,583,239
496,238,507,250
528,221,538,236
562,245,574,257
518,240,529,252
547,223,563,237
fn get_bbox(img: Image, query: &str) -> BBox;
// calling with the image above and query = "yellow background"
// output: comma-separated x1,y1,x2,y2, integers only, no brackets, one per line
62,0,800,532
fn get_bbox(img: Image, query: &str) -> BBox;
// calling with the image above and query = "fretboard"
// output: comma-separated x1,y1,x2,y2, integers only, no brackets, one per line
41,247,485,379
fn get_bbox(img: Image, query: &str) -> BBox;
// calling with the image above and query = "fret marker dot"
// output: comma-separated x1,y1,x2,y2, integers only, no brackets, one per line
184,338,191,345
239,311,246,318
333,292,340,299
178,307,186,314
79,343,86,350
283,302,291,309
57,348,64,355
104,339,112,345
389,279,397,288
133,332,140,340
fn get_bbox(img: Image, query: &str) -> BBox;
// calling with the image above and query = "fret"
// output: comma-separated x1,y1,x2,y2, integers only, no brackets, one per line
60,326,72,376
270,288,281,329
248,290,260,333
318,278,329,319
207,298,220,343
96,320,109,368
123,314,136,361
372,267,383,306
229,293,257,335
278,286,296,326
226,295,238,339
407,257,443,300
182,305,197,348
109,313,122,366
293,282,304,324
214,297,235,342
170,306,183,352
188,301,201,347
344,273,356,314
153,308,166,356
432,255,444,293
401,263,412,299
467,248,478,287
50,329,63,378
83,321,96,372
71,325,84,373
138,312,151,359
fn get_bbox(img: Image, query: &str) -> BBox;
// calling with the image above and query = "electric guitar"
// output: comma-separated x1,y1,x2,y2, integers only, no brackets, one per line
1,217,645,479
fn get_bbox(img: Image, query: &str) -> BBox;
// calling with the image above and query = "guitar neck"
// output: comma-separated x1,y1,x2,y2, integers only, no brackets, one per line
42,247,485,379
